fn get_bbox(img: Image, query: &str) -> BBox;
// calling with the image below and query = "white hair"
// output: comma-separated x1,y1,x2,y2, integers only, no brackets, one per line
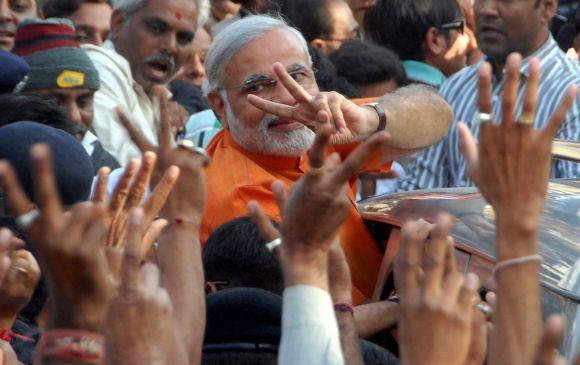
111,0,207,24
221,91,315,156
203,15,312,95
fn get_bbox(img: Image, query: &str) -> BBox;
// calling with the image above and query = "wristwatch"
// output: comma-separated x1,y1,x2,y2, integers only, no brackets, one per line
365,102,387,132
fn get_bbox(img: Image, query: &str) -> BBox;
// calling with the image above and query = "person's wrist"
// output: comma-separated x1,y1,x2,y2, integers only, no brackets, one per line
362,105,380,135
496,220,539,260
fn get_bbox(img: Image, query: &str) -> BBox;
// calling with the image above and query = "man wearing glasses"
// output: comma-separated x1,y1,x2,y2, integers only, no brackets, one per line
399,0,580,191
365,0,469,88
201,15,454,304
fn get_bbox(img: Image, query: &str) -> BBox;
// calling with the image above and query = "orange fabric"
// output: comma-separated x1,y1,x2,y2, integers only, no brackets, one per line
201,130,392,304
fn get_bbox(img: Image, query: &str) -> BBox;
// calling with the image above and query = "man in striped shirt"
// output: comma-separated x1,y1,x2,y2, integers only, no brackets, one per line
399,0,580,190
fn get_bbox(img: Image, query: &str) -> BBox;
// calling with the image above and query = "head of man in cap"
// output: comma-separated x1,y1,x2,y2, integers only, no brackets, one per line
0,0,39,51
0,49,29,94
12,18,120,172
13,18,100,137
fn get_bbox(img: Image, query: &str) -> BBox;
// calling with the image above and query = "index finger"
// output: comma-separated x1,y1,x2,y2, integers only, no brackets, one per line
0,161,34,216
330,131,389,185
477,62,493,115
273,62,313,104
143,165,180,223
31,144,62,227
158,95,174,151
307,126,333,169
396,219,432,305
92,167,110,205
116,107,155,152
125,152,157,209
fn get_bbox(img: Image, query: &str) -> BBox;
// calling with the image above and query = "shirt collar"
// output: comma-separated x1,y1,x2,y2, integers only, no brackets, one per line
403,60,447,88
519,34,559,77
102,40,147,94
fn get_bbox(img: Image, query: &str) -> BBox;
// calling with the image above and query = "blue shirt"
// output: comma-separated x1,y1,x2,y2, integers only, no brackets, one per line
403,60,447,89
399,36,580,191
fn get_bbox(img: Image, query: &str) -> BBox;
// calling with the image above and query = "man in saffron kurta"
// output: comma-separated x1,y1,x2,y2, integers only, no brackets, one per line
202,129,391,303
201,16,453,304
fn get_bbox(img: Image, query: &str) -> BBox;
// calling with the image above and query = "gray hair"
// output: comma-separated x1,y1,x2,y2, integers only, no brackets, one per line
203,15,312,95
111,0,207,23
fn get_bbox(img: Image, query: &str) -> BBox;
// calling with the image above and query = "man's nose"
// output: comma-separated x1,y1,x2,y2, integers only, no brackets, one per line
475,0,499,18
0,1,12,21
270,81,297,106
192,54,205,77
67,104,83,125
161,33,178,55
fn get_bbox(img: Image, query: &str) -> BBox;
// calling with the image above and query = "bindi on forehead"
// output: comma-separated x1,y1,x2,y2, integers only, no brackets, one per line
175,11,182,20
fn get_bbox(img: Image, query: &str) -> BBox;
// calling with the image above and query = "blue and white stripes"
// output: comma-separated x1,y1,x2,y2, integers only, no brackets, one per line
399,36,580,191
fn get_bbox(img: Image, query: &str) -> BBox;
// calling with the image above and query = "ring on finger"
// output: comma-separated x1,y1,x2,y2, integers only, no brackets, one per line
177,140,210,161
518,114,534,126
266,237,282,251
15,208,40,230
474,302,492,316
477,112,494,125
307,165,324,177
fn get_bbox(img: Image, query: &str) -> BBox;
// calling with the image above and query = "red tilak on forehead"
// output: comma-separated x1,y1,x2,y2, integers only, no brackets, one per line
175,11,182,20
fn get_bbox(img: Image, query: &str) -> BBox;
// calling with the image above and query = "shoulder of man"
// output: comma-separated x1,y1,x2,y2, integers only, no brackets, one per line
82,41,133,91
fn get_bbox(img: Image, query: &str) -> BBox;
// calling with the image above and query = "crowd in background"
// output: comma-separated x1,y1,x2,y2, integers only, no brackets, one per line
0,0,579,364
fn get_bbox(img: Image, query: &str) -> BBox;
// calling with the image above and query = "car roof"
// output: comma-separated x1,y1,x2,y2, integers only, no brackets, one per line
359,180,580,300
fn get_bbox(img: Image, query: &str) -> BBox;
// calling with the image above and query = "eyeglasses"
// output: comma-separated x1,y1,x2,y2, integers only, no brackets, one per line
439,19,466,34
220,65,317,98
320,29,364,43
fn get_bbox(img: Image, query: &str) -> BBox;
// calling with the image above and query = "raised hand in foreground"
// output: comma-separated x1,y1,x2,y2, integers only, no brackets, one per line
458,53,577,365
396,215,481,365
104,209,187,365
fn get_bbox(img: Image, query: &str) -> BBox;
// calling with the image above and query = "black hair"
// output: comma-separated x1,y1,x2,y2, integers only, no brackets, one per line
42,0,110,18
203,217,284,295
364,0,463,61
0,93,85,137
329,40,408,88
308,44,360,98
556,7,580,51
202,351,277,365
275,0,333,42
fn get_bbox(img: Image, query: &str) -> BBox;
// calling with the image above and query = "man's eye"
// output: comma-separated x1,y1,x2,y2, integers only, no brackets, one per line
244,83,268,93
11,0,31,12
177,32,194,46
76,32,89,42
289,71,307,83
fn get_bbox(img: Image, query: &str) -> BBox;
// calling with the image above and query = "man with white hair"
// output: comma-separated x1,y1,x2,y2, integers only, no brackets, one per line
201,15,454,303
83,0,199,165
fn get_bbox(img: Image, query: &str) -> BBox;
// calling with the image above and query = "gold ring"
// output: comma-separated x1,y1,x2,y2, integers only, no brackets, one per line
518,114,534,126
307,166,324,176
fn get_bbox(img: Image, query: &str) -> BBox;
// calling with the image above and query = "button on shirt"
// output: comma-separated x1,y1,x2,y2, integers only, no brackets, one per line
399,36,580,191
83,41,159,166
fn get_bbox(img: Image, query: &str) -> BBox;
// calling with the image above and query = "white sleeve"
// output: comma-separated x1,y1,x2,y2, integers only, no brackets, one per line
278,285,345,365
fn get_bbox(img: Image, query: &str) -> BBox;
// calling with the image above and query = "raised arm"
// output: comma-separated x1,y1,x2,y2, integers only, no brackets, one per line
247,62,452,156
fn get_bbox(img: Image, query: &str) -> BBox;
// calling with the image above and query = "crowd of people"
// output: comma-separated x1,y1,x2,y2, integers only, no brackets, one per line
0,0,579,364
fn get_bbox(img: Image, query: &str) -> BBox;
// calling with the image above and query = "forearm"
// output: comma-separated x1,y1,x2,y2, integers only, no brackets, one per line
158,225,205,365
489,222,542,365
354,301,399,339
379,84,453,149
336,311,364,365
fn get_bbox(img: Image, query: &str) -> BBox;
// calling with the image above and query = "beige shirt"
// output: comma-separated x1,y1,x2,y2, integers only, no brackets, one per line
83,41,158,166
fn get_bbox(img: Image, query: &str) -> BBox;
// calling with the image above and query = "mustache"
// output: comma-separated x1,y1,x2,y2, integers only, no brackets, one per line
144,54,176,74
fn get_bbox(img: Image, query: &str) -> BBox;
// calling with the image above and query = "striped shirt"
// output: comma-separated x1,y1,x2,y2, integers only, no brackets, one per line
399,36,580,191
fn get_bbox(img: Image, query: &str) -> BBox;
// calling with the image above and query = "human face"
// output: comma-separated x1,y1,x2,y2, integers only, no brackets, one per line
68,2,112,46
474,0,552,62
322,0,360,53
175,27,210,87
34,88,95,138
0,0,37,51
112,0,197,92
346,0,375,28
440,29,470,76
212,28,318,156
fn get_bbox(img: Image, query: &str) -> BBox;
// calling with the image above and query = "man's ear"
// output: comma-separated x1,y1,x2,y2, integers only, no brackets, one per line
539,0,558,24
207,92,229,129
110,10,127,42
310,39,328,53
424,26,447,58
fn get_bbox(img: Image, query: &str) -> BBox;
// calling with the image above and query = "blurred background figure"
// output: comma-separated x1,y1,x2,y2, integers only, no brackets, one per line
457,0,484,64
0,49,29,94
365,0,469,89
171,27,212,115
277,0,360,54
329,40,407,98
210,0,271,36
346,0,375,32
42,0,112,46
0,0,39,51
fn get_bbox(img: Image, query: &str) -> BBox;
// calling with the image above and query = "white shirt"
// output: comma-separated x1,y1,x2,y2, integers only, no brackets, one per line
83,41,158,166
81,130,98,156
279,285,345,365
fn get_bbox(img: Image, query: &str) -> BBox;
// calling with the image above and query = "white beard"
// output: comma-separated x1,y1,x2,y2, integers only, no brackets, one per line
225,101,315,157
